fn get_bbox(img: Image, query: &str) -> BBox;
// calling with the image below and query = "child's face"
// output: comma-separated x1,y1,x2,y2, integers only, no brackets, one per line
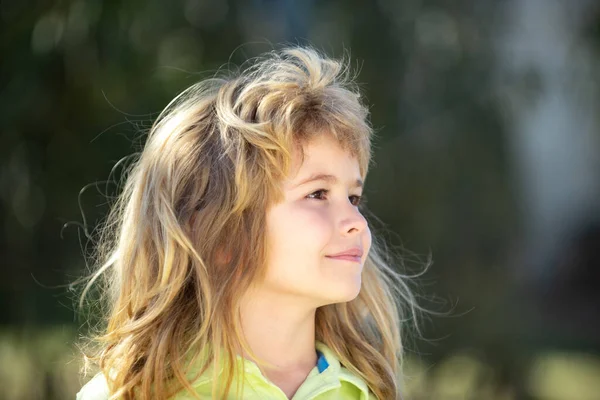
263,135,371,306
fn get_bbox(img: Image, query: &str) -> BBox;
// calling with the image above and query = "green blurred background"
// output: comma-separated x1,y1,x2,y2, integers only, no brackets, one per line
2,0,600,399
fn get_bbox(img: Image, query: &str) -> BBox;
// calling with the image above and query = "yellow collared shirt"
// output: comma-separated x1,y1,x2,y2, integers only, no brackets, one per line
76,341,372,399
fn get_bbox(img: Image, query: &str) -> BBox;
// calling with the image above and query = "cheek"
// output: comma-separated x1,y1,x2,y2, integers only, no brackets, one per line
267,205,332,261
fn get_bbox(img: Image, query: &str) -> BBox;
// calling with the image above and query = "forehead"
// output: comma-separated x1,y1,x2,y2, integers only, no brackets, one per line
285,136,360,184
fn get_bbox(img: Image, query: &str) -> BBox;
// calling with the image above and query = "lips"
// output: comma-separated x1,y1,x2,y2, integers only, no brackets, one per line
326,247,363,263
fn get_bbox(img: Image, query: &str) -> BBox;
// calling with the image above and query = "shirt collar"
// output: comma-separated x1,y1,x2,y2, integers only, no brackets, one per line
314,341,370,396
186,340,370,398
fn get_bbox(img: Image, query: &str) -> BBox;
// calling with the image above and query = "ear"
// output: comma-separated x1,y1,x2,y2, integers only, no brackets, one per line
216,247,232,264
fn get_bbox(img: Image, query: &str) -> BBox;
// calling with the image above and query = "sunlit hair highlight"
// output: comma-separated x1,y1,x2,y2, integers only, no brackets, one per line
78,46,425,400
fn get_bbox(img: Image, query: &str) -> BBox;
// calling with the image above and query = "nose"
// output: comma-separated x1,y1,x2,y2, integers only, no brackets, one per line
339,202,368,236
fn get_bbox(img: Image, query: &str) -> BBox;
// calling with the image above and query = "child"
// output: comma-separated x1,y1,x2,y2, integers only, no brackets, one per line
76,46,422,399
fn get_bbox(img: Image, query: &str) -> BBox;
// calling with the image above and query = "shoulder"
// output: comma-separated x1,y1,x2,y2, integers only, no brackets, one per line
76,372,109,400
338,366,373,400
315,341,373,400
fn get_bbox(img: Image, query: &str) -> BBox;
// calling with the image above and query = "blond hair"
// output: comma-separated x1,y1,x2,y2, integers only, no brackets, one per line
78,46,426,399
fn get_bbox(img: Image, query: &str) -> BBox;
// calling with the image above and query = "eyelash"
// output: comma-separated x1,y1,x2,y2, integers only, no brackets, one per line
306,189,363,206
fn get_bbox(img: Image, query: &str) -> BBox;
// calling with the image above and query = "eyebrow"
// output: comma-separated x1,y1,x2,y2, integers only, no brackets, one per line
291,173,364,189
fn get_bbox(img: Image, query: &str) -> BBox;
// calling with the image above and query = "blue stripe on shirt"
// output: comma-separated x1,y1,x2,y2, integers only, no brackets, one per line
316,350,329,373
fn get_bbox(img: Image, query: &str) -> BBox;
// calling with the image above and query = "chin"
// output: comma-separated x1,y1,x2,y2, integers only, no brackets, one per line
322,279,362,305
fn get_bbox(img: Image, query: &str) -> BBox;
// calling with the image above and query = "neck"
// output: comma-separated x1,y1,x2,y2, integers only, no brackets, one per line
239,287,318,394
240,288,318,368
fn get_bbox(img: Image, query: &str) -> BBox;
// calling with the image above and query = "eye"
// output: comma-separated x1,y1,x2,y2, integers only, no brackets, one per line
349,195,362,206
306,190,363,207
306,189,329,200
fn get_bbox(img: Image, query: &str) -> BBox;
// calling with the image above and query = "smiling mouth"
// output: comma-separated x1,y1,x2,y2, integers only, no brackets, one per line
325,255,362,263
